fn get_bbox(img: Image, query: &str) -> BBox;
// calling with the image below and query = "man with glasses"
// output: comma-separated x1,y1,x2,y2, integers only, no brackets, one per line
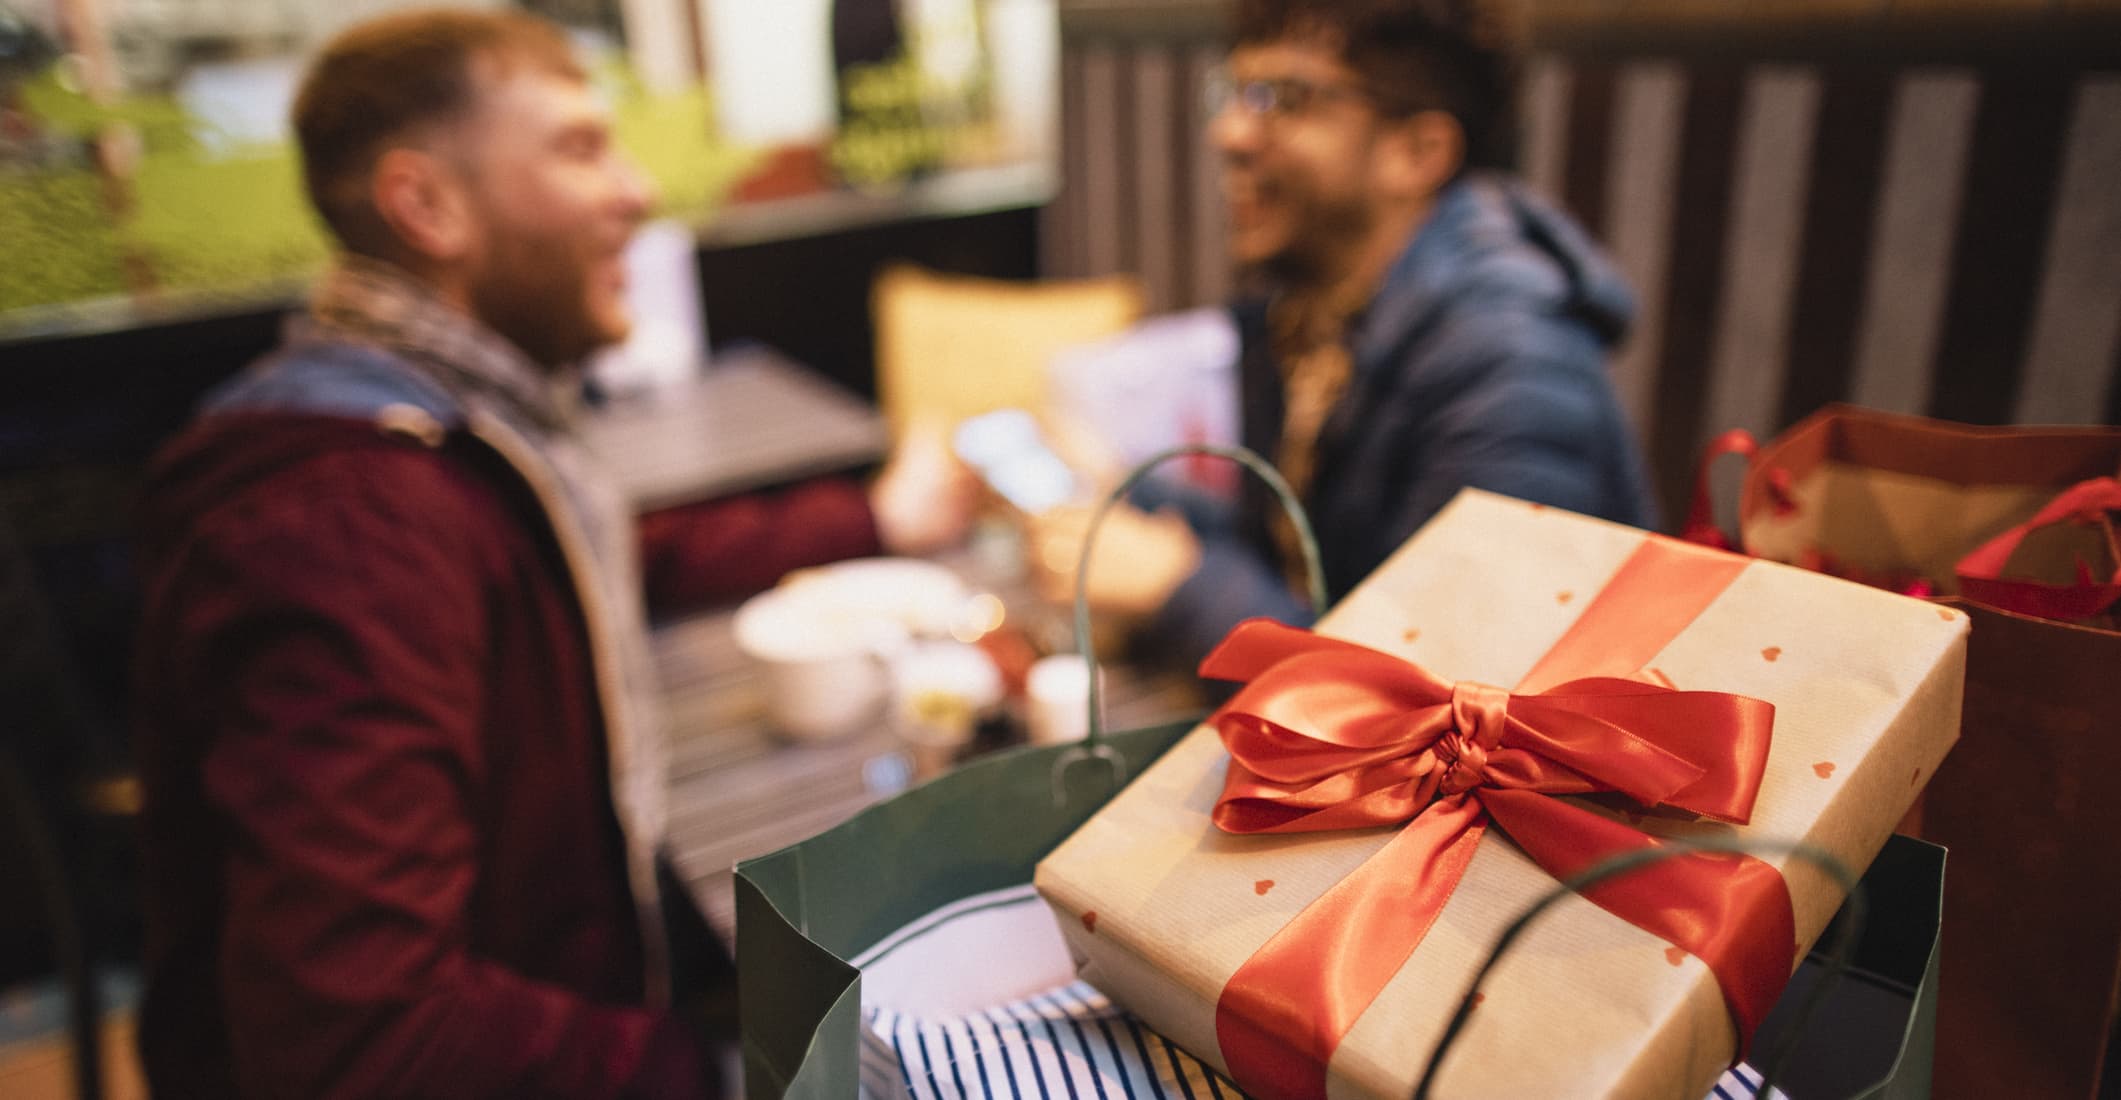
1034,0,1655,669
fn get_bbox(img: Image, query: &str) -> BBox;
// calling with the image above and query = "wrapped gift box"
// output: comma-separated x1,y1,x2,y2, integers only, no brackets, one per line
1035,490,1966,1100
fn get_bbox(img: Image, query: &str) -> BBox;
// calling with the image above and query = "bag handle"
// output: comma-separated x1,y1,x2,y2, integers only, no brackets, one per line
1680,429,1761,551
1049,444,1328,805
1955,476,2121,620
1413,837,1866,1100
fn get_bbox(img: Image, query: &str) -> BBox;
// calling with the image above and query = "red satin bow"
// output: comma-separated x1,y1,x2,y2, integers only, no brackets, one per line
1201,620,1797,1100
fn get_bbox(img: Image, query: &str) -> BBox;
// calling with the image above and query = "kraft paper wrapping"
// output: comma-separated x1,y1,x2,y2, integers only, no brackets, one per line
1035,490,1967,1100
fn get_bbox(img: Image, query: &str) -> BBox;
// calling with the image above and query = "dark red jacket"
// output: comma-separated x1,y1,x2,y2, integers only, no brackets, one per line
133,410,876,1099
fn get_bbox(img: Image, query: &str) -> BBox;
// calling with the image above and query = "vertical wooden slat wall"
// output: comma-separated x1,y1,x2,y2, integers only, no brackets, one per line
1777,67,1896,429
1047,13,2121,522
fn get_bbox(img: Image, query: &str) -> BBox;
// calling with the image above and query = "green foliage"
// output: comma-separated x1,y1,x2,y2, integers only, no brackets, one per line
608,79,758,221
829,53,994,191
4,53,756,320
128,148,329,294
0,171,129,312
18,68,202,156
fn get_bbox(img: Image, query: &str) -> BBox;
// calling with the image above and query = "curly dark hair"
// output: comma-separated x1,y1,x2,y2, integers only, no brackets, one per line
1233,0,1521,171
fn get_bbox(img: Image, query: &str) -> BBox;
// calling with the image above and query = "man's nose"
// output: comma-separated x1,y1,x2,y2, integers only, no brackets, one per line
613,152,658,220
1209,99,1265,157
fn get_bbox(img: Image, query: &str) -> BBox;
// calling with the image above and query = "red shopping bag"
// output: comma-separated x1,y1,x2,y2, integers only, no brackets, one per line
1687,405,2121,1100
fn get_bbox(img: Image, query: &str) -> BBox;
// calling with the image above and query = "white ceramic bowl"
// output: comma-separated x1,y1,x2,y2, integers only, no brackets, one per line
733,558,971,742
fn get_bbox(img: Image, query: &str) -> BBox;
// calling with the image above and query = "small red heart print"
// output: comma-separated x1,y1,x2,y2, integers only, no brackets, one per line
1762,646,1782,662
1937,609,1955,621
1665,946,1687,966
1813,762,1836,779
1254,880,1274,896
1081,911,1098,933
1556,590,1574,605
1402,629,1420,643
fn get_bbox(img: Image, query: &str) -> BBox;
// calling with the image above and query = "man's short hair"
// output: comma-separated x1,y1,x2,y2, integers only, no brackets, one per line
1234,0,1519,171
293,8,584,254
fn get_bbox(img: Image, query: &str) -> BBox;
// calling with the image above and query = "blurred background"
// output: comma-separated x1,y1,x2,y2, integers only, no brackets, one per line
1,0,2117,1095
7,0,2119,520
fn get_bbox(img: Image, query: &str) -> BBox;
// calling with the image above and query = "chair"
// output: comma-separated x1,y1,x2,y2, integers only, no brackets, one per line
0,750,102,1100
870,263,1144,433
0,514,125,1100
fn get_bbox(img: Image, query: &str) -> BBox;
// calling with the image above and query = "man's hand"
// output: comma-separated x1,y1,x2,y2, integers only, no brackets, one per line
1027,502,1201,620
870,424,979,556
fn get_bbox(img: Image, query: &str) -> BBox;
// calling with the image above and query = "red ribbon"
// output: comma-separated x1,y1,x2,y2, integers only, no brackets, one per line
1202,537,1798,1100
1955,477,2121,621
1680,428,1762,551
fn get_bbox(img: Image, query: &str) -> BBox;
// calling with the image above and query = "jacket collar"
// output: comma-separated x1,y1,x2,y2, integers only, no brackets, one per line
1346,173,1634,382
305,255,574,434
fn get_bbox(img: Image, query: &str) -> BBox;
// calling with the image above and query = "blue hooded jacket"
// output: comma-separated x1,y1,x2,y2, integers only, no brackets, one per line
1147,173,1658,670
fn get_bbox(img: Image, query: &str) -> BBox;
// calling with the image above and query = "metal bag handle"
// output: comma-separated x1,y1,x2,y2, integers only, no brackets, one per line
1050,443,1327,805
1414,838,1866,1100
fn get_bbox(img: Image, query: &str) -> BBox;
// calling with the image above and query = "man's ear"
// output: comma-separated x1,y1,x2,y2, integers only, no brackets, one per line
370,146,475,263
1375,109,1465,203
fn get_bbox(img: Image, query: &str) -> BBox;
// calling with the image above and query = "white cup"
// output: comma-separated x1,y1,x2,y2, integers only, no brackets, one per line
892,642,1004,779
1025,654,1096,746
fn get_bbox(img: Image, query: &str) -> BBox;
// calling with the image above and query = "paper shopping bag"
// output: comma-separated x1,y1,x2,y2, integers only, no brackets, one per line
1693,404,2121,1100
736,722,1196,1099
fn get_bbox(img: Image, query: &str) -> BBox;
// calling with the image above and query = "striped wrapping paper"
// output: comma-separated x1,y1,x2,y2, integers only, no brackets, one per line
854,886,1787,1100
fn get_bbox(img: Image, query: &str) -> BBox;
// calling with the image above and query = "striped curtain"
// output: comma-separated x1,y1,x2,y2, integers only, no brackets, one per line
1043,39,1237,313
1044,39,2121,518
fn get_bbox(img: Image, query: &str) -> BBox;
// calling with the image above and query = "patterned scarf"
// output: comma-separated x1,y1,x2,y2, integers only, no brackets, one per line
1267,278,1375,582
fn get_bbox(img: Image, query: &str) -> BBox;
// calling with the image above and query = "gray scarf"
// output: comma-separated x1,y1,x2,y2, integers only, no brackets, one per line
306,256,674,996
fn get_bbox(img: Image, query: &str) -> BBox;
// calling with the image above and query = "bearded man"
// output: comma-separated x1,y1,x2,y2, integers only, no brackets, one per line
1034,0,1656,671
130,10,967,1097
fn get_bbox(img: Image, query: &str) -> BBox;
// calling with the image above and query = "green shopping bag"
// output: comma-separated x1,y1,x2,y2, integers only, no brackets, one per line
1411,832,1945,1100
737,444,1320,1100
738,789,1945,1100
1750,834,1946,1100
736,720,1196,1099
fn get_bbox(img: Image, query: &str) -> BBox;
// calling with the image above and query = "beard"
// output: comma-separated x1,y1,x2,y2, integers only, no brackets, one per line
1230,173,1377,293
467,227,628,369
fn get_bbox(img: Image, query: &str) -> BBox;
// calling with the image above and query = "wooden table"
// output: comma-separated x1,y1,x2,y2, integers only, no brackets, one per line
596,358,1206,937
581,345,890,510
651,565,1205,940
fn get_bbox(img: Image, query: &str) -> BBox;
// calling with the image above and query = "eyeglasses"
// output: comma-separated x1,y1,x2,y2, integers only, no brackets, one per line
1204,67,1371,120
